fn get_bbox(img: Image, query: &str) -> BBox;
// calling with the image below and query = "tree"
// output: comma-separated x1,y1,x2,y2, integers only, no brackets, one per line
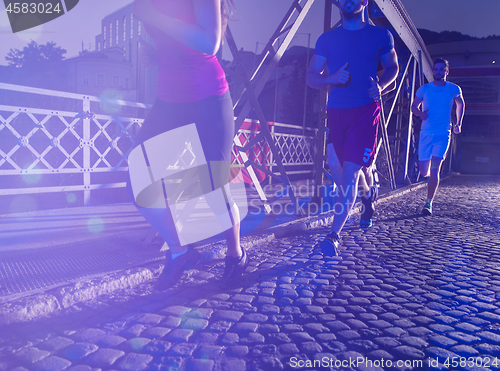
281,61,306,126
6,40,66,68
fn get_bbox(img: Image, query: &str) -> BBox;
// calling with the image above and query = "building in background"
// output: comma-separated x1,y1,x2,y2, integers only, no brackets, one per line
420,30,500,174
93,2,157,104
0,2,157,106
62,47,135,101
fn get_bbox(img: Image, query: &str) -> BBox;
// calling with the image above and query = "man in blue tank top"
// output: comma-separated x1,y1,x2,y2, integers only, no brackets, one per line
307,0,398,256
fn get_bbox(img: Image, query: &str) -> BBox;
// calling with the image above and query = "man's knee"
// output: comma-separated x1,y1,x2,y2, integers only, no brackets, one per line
327,144,340,164
429,166,441,179
343,161,362,175
419,160,429,176
430,157,443,168
429,157,443,175
341,162,363,192
329,160,342,176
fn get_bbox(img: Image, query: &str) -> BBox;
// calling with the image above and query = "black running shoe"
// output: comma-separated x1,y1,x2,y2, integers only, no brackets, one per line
222,247,250,280
360,186,376,228
319,231,341,256
422,201,432,215
359,218,373,228
370,184,379,202
360,197,374,228
155,245,201,290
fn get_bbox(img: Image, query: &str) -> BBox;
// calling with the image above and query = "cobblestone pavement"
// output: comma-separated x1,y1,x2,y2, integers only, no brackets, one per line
0,175,499,371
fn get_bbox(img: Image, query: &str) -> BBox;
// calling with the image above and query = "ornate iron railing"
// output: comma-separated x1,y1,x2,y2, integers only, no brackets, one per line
0,83,146,206
0,83,316,207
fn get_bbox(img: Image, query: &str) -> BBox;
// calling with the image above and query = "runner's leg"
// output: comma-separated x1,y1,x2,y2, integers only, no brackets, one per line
427,156,444,201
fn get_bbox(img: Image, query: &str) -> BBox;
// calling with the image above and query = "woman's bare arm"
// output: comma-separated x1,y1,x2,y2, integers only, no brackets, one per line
133,0,222,55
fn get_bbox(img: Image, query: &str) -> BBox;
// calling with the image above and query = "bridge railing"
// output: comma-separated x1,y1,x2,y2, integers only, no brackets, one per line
0,83,316,207
0,82,147,206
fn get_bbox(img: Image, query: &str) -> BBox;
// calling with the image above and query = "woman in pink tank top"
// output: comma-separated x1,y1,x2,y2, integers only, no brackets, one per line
130,0,248,289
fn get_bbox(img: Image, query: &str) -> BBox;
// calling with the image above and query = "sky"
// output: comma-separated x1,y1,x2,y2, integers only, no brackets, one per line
0,0,500,64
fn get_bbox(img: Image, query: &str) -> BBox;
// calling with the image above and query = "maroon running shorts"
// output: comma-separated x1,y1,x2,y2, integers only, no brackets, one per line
327,102,380,167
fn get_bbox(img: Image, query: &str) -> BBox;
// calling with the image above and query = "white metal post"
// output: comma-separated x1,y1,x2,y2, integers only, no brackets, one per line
83,96,91,206
404,59,418,180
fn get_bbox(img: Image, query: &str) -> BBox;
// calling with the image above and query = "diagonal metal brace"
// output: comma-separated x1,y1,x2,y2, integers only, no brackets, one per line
226,25,306,215
232,0,317,133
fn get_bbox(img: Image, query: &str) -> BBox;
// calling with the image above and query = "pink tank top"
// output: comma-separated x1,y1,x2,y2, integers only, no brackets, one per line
146,0,229,103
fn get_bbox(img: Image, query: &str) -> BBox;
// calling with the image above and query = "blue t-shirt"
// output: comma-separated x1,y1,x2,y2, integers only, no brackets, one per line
314,24,394,109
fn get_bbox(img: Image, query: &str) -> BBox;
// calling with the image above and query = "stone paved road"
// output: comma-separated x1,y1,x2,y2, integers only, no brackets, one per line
0,175,499,371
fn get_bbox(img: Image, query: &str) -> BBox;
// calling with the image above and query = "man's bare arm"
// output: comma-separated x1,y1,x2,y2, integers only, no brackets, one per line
307,55,350,89
411,96,429,120
368,49,398,101
453,94,465,134
378,49,399,91
133,0,221,55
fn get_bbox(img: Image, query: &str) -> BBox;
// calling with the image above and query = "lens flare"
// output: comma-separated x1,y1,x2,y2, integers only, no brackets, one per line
16,21,44,43
66,193,77,204
0,9,9,28
87,216,104,234
10,195,38,214
21,171,43,185
99,89,123,115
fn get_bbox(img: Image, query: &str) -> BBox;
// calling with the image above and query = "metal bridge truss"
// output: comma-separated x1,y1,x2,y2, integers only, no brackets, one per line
370,0,433,185
0,0,434,211
226,0,317,214
0,83,315,207
227,0,434,216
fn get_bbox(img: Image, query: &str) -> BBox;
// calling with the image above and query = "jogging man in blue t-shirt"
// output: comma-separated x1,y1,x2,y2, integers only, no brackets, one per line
411,58,465,215
307,0,398,256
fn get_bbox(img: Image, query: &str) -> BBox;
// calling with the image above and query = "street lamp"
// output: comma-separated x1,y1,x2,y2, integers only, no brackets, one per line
296,33,311,135
274,37,282,123
253,41,267,71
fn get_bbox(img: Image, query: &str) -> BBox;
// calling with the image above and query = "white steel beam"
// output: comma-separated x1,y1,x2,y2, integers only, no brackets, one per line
371,0,433,82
